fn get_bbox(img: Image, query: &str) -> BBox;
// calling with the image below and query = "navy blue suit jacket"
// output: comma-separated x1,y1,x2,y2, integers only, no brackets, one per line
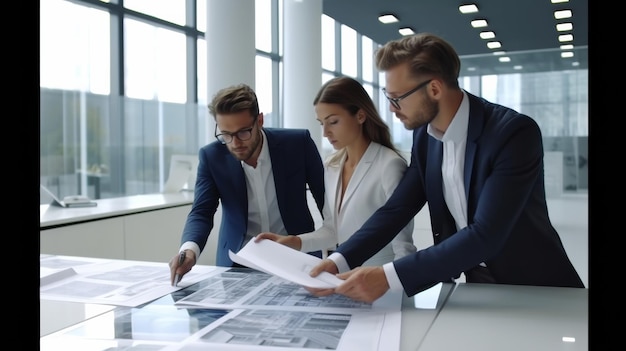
181,128,325,266
336,92,584,295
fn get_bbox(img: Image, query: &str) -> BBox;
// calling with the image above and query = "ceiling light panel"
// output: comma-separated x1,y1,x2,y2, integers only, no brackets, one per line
556,23,573,31
378,14,399,24
554,9,572,19
471,19,488,28
479,31,495,39
487,41,501,49
459,4,479,13
558,34,573,42
398,27,415,36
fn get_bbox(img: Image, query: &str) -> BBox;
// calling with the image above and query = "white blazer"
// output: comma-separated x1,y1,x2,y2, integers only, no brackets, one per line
300,142,416,266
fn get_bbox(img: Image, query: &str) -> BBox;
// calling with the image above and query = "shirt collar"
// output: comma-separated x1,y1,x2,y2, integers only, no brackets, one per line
427,90,469,142
241,128,269,166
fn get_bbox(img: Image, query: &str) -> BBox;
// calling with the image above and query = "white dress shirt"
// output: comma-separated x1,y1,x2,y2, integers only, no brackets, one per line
242,129,287,245
180,129,286,259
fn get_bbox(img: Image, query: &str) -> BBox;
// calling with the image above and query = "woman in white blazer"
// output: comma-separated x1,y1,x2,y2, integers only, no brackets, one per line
256,76,416,266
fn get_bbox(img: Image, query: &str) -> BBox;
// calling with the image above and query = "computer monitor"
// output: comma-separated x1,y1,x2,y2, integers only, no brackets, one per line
163,154,199,193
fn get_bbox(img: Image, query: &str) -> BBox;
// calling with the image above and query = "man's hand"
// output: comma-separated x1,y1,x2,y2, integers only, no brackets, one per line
303,259,340,296
169,249,196,286
333,266,389,303
255,232,302,251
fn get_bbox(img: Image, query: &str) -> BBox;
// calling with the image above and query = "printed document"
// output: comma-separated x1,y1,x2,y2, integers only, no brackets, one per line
229,236,344,288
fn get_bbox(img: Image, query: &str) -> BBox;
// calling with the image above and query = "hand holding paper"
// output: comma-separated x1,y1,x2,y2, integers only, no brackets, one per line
229,236,344,289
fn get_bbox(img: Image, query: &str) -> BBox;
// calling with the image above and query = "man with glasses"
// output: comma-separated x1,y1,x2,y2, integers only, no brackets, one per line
305,33,584,303
169,83,325,285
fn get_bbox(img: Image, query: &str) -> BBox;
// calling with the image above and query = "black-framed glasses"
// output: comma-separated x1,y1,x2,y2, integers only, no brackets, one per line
382,79,432,110
214,115,258,144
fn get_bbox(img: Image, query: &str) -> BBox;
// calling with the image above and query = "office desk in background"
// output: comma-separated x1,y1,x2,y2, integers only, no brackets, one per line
40,256,588,351
39,192,205,264
40,192,194,228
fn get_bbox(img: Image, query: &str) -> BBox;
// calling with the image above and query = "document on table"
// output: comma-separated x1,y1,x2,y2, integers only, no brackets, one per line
40,255,216,307
229,237,345,289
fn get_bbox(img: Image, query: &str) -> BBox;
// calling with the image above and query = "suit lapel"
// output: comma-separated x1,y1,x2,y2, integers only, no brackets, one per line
340,143,379,209
325,161,341,218
464,93,484,201
225,153,247,206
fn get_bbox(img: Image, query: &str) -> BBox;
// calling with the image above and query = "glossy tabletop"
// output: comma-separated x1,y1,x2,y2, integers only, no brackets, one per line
417,283,588,351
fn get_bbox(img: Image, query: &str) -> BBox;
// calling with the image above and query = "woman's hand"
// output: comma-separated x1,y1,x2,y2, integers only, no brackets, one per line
255,232,303,251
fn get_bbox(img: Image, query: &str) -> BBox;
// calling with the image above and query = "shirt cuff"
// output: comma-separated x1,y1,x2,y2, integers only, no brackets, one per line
327,252,350,273
180,241,201,264
383,262,403,292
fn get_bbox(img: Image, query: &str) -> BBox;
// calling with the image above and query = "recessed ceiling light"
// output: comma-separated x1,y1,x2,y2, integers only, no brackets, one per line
492,51,506,56
554,9,572,19
561,52,574,58
378,14,399,24
513,65,523,70
556,23,573,31
560,44,574,50
479,31,495,39
558,34,573,42
487,41,501,49
467,67,476,71
459,4,479,13
572,62,579,66
551,0,569,3
398,27,415,36
471,19,488,28
498,57,511,62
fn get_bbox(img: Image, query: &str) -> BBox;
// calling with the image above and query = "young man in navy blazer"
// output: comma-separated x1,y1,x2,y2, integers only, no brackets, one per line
306,33,584,303
169,84,324,285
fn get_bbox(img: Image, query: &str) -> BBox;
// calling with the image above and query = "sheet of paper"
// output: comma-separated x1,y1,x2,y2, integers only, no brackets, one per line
229,237,345,288
40,255,217,307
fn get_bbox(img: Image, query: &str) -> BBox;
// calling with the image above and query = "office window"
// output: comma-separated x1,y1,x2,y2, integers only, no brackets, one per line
197,0,206,32
39,0,588,201
361,36,374,82
255,56,274,126
255,0,272,53
197,38,207,104
124,18,187,103
340,24,357,78
321,15,335,71
124,0,186,26
40,0,110,95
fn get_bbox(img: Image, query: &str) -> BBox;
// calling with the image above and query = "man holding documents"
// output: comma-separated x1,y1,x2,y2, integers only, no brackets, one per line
169,84,325,286
301,33,584,303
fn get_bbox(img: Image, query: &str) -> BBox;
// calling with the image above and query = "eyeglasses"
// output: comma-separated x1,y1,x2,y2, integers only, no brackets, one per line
382,79,432,110
215,115,258,144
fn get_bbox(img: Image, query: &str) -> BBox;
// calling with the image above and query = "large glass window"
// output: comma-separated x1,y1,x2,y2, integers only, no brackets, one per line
340,24,357,78
321,15,336,71
40,0,110,95
40,0,588,202
123,0,186,26
124,18,187,104
255,0,272,53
